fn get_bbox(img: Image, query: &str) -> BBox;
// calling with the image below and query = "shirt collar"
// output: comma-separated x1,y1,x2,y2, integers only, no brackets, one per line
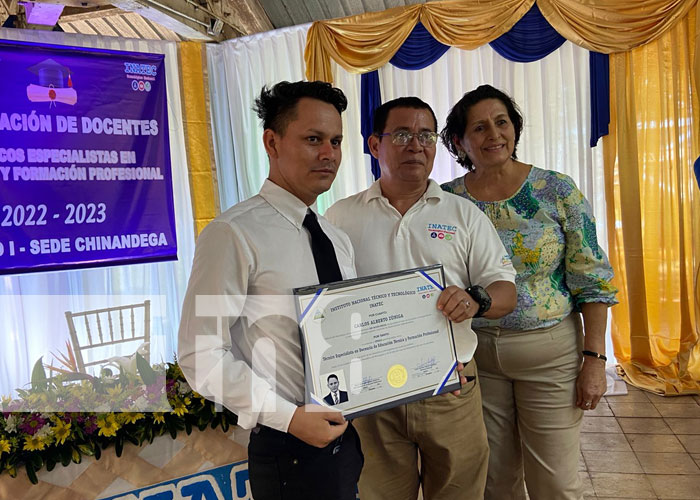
259,179,317,229
366,178,444,203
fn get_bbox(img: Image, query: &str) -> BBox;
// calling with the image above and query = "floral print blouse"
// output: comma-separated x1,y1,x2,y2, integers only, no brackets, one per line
442,166,617,331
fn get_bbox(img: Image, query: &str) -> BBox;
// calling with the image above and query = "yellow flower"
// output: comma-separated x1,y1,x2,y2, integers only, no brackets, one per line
106,385,124,399
172,402,188,417
52,420,72,445
153,412,165,424
120,412,145,425
23,434,47,451
97,414,121,437
0,438,11,456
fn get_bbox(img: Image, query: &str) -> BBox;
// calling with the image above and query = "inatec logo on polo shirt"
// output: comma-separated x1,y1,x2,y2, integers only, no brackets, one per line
426,223,456,241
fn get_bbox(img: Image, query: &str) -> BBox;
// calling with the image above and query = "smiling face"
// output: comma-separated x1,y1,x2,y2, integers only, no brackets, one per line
457,98,516,171
369,106,437,188
264,97,343,206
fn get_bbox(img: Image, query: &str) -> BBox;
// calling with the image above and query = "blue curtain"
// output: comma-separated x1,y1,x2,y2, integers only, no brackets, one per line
360,22,449,178
359,5,611,179
361,71,382,179
589,52,610,147
488,4,565,62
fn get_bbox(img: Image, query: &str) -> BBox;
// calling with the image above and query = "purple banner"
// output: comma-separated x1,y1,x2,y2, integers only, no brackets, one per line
0,40,176,275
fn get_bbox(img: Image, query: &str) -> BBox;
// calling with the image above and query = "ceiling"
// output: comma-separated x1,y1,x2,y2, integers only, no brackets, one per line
1,0,432,42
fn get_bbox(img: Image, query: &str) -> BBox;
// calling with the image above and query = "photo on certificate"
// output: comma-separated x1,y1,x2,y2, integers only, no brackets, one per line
321,371,349,406
294,264,460,419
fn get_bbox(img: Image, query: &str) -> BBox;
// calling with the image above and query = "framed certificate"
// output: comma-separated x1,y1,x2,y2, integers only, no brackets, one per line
293,264,460,419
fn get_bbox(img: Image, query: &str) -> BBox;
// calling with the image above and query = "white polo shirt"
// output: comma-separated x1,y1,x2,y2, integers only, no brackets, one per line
326,179,515,361
178,179,355,432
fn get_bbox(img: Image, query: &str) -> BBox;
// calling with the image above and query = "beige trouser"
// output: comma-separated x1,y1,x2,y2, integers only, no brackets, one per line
475,314,584,500
354,361,489,500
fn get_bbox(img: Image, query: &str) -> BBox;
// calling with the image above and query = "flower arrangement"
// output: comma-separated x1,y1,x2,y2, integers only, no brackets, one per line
0,355,237,484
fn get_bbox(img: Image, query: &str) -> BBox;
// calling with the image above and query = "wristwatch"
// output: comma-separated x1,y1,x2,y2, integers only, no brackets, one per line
466,285,491,318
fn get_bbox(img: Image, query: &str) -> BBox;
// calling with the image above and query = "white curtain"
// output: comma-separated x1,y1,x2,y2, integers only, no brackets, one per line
206,24,613,359
207,24,373,213
0,28,195,397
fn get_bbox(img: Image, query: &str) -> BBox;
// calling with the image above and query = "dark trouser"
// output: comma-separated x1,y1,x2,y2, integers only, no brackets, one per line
248,423,363,500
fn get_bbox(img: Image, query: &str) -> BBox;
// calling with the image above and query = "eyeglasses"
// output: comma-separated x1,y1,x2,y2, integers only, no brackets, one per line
378,131,438,147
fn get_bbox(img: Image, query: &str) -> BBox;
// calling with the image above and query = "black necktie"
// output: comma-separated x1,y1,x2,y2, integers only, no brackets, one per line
303,210,343,285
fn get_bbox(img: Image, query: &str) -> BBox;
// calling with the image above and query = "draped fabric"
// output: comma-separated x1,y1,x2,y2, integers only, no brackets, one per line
389,21,450,69
360,71,382,179
589,52,610,147
179,42,219,236
537,0,696,53
603,6,700,394
488,3,565,62
305,0,696,83
360,22,450,178
0,28,195,398
206,24,374,213
358,8,610,175
305,0,533,82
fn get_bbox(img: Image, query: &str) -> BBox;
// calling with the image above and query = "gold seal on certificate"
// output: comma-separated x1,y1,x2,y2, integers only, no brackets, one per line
387,365,408,388
294,264,460,419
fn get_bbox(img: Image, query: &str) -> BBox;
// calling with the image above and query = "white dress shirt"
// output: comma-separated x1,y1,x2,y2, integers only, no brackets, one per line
326,179,515,361
178,179,355,432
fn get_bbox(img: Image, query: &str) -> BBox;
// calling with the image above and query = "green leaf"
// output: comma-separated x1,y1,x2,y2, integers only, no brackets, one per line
46,458,56,472
60,372,96,383
30,356,48,391
115,435,124,457
25,462,38,485
136,353,157,386
166,420,177,439
78,443,95,456
72,447,82,464
60,445,72,466
30,453,43,471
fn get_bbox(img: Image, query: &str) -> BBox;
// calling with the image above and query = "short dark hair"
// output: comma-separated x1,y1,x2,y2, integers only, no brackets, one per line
327,374,339,383
440,84,524,171
372,96,438,136
254,80,348,135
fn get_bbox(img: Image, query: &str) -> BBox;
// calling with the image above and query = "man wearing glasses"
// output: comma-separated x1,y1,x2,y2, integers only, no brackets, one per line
325,97,516,500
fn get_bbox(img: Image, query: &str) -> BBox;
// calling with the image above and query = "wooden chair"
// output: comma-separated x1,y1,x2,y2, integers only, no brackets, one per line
65,300,151,374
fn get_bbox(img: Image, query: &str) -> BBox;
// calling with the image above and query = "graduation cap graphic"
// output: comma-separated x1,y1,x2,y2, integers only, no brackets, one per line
26,58,77,106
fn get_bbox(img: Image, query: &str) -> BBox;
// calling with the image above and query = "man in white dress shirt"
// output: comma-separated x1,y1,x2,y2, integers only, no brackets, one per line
178,81,362,500
325,97,517,500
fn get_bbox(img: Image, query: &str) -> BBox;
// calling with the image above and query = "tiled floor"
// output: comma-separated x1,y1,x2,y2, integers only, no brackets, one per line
579,383,700,499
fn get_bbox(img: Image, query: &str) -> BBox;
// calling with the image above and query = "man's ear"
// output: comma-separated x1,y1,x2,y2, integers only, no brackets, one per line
368,134,381,160
262,129,279,159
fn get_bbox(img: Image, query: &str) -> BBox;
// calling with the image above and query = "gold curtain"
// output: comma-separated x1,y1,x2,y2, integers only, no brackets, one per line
305,0,534,82
178,42,219,238
305,0,697,83
538,0,696,52
603,6,700,394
